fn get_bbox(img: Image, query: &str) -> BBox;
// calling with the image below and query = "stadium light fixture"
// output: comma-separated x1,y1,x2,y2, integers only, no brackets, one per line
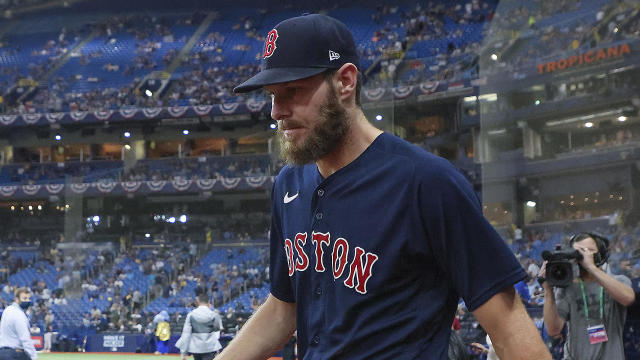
168,216,176,223
55,134,62,141
93,215,100,223
10,206,15,211
614,27,619,33
269,123,277,130
491,54,498,61
526,201,536,208
37,205,42,210
124,144,131,150
145,233,151,238
182,129,190,135
28,205,33,211
179,214,187,223
124,131,131,138
618,116,627,122
584,122,594,128
478,93,498,102
375,115,383,121
534,100,541,106
145,89,153,97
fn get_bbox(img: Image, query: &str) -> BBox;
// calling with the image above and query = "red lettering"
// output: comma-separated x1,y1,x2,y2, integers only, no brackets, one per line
568,55,578,67
332,238,349,279
557,59,568,70
607,46,618,58
284,239,295,277
294,233,309,272
596,49,606,61
620,43,631,56
263,29,279,58
546,61,556,73
585,51,594,63
344,247,379,294
312,232,330,272
536,63,545,74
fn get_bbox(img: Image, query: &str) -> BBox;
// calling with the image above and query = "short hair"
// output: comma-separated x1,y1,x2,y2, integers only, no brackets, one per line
15,287,31,299
197,292,209,304
569,232,610,266
324,68,363,107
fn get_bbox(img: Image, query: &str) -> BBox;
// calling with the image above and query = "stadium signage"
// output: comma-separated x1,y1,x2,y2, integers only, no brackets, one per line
536,43,631,75
103,335,125,348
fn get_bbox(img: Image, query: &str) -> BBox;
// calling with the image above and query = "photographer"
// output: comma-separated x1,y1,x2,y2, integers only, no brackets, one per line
540,233,635,359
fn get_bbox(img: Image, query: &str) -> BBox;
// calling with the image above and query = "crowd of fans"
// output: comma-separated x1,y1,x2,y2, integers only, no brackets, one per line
485,0,639,76
2,0,638,115
166,64,260,106
0,223,270,339
1,1,503,115
0,200,638,357
0,153,272,185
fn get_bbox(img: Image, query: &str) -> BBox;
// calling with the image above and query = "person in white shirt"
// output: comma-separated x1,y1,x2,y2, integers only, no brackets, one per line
0,288,38,360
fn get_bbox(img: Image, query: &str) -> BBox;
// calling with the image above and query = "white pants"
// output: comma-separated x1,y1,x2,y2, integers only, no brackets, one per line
44,332,53,351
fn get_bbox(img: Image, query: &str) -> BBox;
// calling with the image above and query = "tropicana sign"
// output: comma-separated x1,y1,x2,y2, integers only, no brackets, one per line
536,43,631,75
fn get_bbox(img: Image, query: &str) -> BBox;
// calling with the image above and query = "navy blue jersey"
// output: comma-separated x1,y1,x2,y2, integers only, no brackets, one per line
270,133,526,359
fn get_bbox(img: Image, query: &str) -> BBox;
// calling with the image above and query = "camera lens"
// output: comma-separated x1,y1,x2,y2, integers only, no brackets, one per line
551,266,566,279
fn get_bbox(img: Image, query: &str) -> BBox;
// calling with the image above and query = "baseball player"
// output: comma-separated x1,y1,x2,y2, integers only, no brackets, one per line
216,14,551,360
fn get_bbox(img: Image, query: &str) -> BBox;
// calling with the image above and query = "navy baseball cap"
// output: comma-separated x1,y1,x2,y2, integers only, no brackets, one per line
233,13,360,93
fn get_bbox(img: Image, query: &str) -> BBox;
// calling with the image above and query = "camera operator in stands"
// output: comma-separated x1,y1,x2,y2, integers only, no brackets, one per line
539,233,635,359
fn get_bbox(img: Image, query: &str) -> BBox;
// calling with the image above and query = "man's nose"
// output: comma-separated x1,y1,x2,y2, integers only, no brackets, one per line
270,96,291,121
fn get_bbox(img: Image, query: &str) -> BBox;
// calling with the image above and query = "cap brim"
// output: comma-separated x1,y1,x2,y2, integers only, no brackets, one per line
233,67,328,93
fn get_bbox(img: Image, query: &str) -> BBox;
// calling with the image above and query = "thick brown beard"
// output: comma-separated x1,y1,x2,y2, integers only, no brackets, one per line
278,83,351,165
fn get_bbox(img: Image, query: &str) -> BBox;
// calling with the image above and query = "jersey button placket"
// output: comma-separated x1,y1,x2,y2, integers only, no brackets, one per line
311,335,320,345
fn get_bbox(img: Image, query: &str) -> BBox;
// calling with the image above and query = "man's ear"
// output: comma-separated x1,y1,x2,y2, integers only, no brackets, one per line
335,63,359,105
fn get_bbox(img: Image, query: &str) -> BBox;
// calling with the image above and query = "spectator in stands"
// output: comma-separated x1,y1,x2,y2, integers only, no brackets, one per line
541,233,635,359
152,310,171,355
43,325,54,353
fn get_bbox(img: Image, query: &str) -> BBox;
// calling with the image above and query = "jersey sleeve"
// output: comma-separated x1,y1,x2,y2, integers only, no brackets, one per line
419,161,526,311
269,183,295,303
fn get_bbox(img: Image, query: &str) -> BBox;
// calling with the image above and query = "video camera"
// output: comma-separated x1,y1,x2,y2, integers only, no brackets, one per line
541,247,583,288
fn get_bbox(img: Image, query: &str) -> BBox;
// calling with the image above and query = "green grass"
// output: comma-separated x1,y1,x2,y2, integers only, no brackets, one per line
39,354,179,360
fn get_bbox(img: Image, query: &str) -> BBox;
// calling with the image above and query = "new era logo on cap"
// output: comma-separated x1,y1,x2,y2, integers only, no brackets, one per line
234,14,361,93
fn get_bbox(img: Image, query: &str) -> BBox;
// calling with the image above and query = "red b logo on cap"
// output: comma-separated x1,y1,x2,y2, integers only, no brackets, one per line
263,29,279,59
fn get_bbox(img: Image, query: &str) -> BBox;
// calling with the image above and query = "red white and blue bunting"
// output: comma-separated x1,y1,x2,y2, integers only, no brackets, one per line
391,85,414,99
0,176,274,199
22,184,42,195
0,79,469,127
45,113,65,124
0,115,17,125
0,186,18,197
219,103,239,114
